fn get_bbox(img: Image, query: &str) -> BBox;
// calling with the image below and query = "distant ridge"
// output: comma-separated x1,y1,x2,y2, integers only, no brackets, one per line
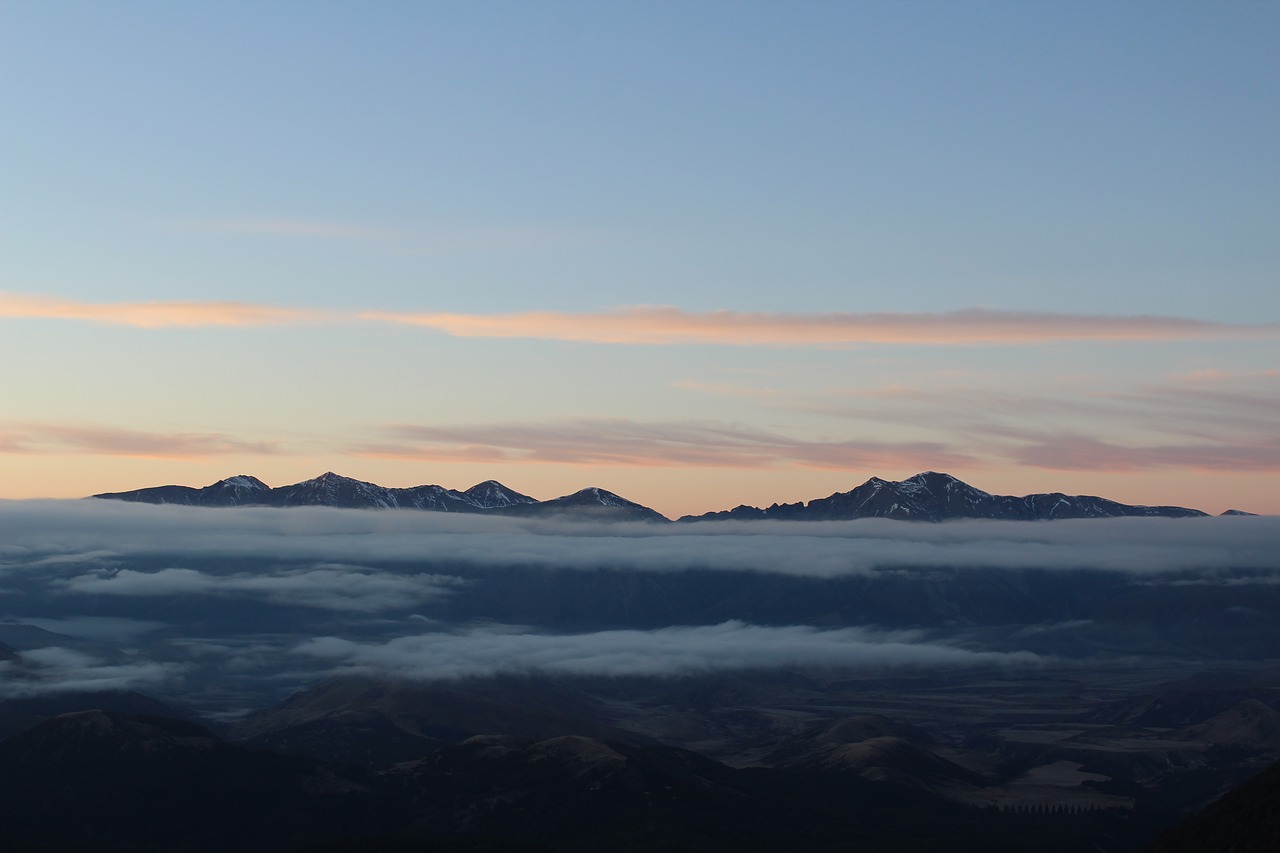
92,470,1216,522
93,471,665,521
678,470,1209,522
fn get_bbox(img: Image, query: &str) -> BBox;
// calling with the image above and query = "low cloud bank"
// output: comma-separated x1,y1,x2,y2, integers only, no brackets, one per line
295,621,1044,680
0,646,182,699
59,565,463,612
1,501,1276,579
15,616,169,643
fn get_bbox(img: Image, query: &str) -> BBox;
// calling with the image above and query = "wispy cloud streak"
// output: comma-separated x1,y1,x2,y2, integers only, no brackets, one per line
737,369,1280,474
360,419,977,471
5,294,1273,345
60,565,463,612
1008,434,1280,472
0,293,329,328
1,425,280,459
295,621,1044,680
362,306,1278,347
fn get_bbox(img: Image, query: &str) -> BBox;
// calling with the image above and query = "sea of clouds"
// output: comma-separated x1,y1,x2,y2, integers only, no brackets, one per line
1,500,1275,709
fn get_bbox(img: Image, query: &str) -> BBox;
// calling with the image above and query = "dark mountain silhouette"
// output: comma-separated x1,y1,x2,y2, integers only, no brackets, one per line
0,688,191,740
0,710,389,852
233,676,648,768
1147,757,1280,852
1175,699,1280,749
386,732,1008,852
0,708,1084,852
760,714,987,790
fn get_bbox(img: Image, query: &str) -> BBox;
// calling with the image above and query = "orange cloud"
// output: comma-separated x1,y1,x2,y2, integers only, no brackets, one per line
0,293,329,328
360,306,1278,347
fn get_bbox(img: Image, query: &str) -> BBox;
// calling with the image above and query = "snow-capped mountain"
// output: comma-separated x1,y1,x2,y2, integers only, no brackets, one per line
201,475,271,504
679,471,1208,522
460,480,538,509
93,471,1215,522
92,473,659,519
267,472,524,512
268,472,402,509
499,487,669,522
90,474,272,508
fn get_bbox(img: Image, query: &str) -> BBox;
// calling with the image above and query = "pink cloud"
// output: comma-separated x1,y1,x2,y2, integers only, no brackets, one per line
0,293,329,328
7,293,1273,346
359,306,1278,347
3,426,280,459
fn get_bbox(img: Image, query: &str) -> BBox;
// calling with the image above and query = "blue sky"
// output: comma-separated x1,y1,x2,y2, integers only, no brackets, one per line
1,1,1276,515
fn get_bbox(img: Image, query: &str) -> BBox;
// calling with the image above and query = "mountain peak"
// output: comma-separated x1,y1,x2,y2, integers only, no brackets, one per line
502,486,668,522
905,471,958,483
210,474,269,489
461,480,537,509
565,487,620,503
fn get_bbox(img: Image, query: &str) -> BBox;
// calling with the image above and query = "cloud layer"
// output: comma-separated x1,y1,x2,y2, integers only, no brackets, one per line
1,501,1275,711
5,293,1273,346
3,501,1276,579
295,621,1044,680
1,425,280,459
60,565,462,612
361,419,977,471
363,306,1280,347
0,292,329,328
0,646,181,699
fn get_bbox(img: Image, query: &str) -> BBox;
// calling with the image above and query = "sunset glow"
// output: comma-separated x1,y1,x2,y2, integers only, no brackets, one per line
1,2,1276,517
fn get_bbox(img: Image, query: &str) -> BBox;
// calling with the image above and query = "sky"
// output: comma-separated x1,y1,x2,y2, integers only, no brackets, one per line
1,0,1277,517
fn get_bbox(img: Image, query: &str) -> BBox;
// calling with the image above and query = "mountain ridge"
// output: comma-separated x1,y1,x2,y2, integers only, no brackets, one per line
90,470,1229,522
679,470,1211,522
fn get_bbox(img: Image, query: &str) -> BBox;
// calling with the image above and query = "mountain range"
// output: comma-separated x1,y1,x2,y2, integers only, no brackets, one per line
93,470,1245,521
93,471,667,521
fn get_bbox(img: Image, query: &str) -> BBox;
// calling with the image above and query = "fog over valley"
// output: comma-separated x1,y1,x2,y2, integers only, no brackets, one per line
2,501,1277,708
1,502,1279,850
